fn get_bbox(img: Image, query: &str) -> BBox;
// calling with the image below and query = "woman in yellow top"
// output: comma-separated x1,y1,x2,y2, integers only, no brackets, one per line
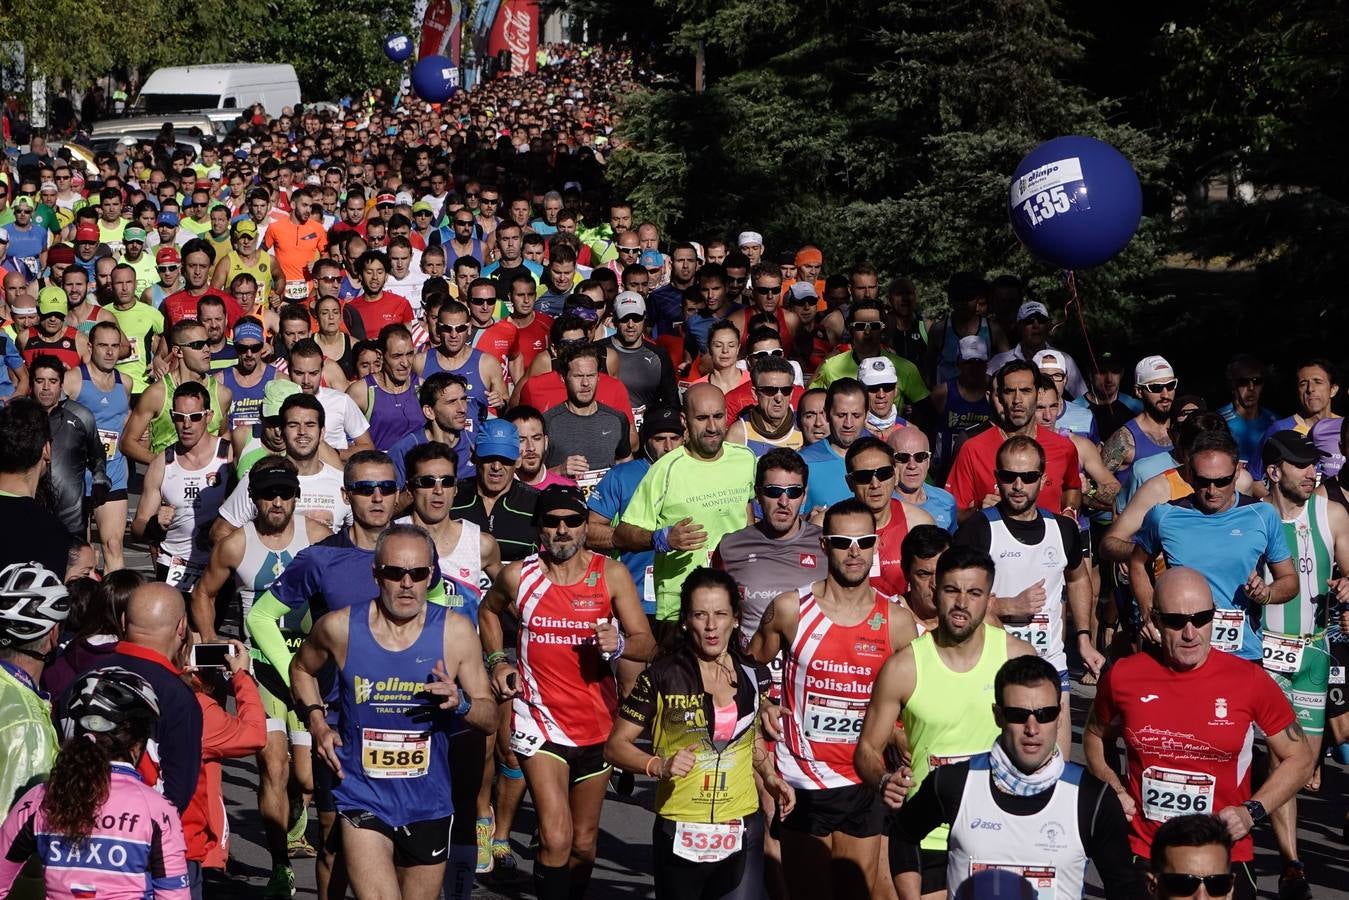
210,220,280,306
606,567,793,900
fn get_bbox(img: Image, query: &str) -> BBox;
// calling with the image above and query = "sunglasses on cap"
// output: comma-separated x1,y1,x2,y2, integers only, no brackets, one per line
346,480,398,496
760,484,805,499
1154,872,1234,897
848,465,895,484
1154,608,1216,631
1141,380,1179,394
409,474,456,490
170,410,209,424
1190,473,1235,489
998,704,1061,725
374,564,432,582
824,534,878,551
995,469,1042,485
539,512,585,528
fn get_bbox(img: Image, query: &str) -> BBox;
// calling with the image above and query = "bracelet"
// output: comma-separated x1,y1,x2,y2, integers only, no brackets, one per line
485,651,507,670
1075,629,1092,639
297,702,325,722
645,756,661,777
454,692,472,717
878,772,894,795
602,631,626,662
652,526,673,553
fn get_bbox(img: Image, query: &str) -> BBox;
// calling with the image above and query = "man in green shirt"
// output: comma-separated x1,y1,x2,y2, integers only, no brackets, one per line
810,298,933,428
615,383,756,624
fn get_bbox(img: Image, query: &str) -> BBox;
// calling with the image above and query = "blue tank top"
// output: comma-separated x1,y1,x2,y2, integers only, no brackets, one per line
221,364,274,430
936,378,993,473
937,316,992,383
423,348,490,428
333,599,454,826
78,364,129,491
1119,418,1171,494
362,373,424,450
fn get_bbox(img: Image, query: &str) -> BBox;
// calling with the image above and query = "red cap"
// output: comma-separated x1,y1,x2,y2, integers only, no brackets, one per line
156,246,181,265
75,223,99,242
375,192,397,205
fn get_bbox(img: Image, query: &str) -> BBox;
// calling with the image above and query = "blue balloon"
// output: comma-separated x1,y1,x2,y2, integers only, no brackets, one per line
1008,135,1142,270
411,55,458,103
383,33,413,62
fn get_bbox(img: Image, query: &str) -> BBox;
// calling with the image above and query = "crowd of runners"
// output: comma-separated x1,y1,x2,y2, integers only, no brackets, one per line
0,40,1340,900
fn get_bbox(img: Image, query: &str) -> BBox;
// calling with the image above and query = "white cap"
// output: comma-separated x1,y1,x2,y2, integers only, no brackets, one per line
1017,301,1050,321
305,174,321,186
858,356,898,387
1033,349,1066,373
613,291,646,318
957,335,989,362
737,231,763,248
394,191,414,206
1134,355,1176,385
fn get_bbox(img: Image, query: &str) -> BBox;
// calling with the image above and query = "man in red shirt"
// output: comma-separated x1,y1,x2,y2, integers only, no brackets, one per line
161,238,242,328
466,277,515,366
1084,566,1314,898
505,271,552,385
517,314,634,429
945,358,1081,524
348,249,413,338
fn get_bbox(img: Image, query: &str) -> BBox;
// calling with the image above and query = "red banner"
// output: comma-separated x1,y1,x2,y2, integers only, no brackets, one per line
420,0,463,65
486,0,538,75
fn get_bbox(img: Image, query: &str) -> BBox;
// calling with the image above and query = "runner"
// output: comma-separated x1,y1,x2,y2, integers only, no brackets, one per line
749,498,919,900
29,354,109,538
888,426,958,532
480,485,656,900
845,436,934,598
418,299,507,429
262,187,327,304
220,318,277,430
120,319,232,464
1101,355,1177,493
285,339,373,458
726,355,803,456
542,342,632,494
348,324,423,451
291,523,496,900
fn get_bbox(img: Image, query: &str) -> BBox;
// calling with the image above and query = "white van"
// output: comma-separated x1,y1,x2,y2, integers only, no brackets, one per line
132,64,301,117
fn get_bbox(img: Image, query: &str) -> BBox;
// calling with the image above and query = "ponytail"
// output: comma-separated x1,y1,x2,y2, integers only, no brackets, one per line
41,734,114,840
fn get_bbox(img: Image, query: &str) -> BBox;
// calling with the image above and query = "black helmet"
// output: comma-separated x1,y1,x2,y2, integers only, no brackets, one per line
66,667,160,737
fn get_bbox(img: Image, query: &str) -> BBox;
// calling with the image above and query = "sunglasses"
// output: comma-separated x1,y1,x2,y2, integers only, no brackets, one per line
468,296,496,306
753,286,779,295
40,311,65,320
1154,608,1216,631
750,348,784,359
177,339,209,350
754,384,792,397
236,343,264,354
618,246,640,254
849,465,895,484
252,486,299,501
1155,872,1234,897
454,219,474,226
346,479,398,496
157,265,180,273
618,314,644,324
540,512,586,528
410,474,456,490
464,192,479,198
849,321,884,333
1234,376,1264,388
995,469,1043,485
825,534,879,551
1190,473,1236,489
864,382,897,393
1141,380,1179,394
374,564,433,582
170,410,209,423
480,198,500,205
894,451,931,465
761,484,805,499
999,704,1061,724
438,323,471,334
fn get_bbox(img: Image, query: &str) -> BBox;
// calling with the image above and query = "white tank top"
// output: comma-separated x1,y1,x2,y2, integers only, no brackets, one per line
157,438,231,568
984,508,1069,671
439,518,487,596
236,520,314,619
947,754,1087,900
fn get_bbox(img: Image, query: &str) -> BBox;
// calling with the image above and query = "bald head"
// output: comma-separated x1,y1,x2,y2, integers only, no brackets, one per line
683,383,728,457
684,382,724,416
124,582,188,659
3,272,27,293
1153,567,1214,614
887,425,930,455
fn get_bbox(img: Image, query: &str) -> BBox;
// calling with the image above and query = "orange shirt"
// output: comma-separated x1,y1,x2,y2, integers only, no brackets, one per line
263,216,328,283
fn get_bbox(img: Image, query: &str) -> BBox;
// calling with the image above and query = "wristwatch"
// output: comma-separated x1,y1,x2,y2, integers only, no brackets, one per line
1243,799,1267,823
877,772,894,795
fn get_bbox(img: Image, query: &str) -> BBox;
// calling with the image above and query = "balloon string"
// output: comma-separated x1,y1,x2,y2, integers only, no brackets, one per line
1057,270,1102,378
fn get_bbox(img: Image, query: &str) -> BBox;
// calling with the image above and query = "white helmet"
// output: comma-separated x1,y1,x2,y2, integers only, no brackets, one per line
0,562,70,647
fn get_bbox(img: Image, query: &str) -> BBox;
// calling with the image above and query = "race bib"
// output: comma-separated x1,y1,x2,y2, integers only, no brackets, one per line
1141,766,1215,822
509,727,543,757
673,820,742,864
1261,633,1305,675
1211,609,1245,653
165,558,203,592
125,335,141,365
576,468,609,497
803,693,866,743
969,863,1056,900
1331,666,1346,686
1005,614,1051,653
98,428,119,461
633,406,645,433
642,564,655,607
284,280,309,300
361,728,430,779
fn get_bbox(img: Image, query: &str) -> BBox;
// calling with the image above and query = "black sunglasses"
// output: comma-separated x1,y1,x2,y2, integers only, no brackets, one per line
374,564,433,583
1154,608,1216,631
1190,473,1235,489
346,480,398,496
540,513,585,528
236,343,264,354
618,314,644,324
753,285,779,295
995,469,1042,485
849,465,895,484
177,339,209,350
894,451,931,465
1156,872,1234,897
761,484,805,499
864,382,897,393
410,474,456,490
252,486,299,502
999,704,1061,724
1233,376,1264,388
755,384,792,397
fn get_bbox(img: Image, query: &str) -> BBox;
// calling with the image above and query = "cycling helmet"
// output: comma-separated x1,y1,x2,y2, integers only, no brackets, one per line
0,562,70,647
66,667,161,735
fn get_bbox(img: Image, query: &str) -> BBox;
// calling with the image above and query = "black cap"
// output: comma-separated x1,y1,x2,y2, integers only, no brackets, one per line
1094,349,1126,373
248,465,301,496
533,485,588,524
640,406,683,443
1262,429,1328,468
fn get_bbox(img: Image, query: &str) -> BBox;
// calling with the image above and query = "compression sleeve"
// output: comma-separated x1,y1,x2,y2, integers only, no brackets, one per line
1083,779,1149,900
246,590,299,687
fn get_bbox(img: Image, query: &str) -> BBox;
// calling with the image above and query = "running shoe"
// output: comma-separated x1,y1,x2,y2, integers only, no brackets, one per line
1278,860,1311,900
491,839,521,882
264,864,296,899
476,816,494,874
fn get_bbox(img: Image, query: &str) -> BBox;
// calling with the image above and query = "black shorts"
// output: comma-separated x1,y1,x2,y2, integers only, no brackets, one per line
533,741,612,784
86,488,129,512
1326,641,1349,719
780,782,885,839
888,839,946,892
337,809,452,867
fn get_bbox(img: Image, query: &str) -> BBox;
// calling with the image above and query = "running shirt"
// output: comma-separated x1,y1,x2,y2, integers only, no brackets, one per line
936,380,995,476
1264,495,1333,637
809,350,929,406
423,348,491,428
777,589,893,790
471,319,516,366
398,517,488,624
218,463,350,533
872,499,912,598
1116,419,1172,496
315,386,371,449
511,553,617,751
1135,495,1290,661
589,458,656,614
1219,403,1278,470
946,423,1082,517
21,326,80,369
77,364,130,492
156,439,232,588
600,337,677,422
262,217,327,284
149,374,225,456
160,288,242,329
740,416,804,458
235,520,314,622
223,252,274,305
362,373,423,451
107,301,165,394
348,292,413,338
713,522,825,650
220,364,275,430
1092,647,1295,862
333,599,454,827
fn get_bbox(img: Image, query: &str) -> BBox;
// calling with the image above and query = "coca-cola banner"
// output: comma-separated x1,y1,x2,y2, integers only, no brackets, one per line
486,0,539,75
419,0,463,64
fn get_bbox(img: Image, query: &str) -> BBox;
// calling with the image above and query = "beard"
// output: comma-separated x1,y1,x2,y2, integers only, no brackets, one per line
546,539,581,562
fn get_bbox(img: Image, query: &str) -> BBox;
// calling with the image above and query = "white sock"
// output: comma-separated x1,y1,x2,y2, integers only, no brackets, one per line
444,844,477,900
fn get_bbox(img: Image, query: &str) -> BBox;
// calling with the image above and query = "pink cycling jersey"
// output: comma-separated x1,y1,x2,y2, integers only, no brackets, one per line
0,762,191,900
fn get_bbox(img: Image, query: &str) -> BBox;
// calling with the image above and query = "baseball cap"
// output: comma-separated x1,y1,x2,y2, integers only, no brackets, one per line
787,281,818,304
233,319,265,344
639,249,663,268
46,244,74,266
261,379,302,419
394,191,414,206
737,231,764,248
1016,301,1049,322
156,246,181,265
12,196,34,210
1095,348,1126,373
122,226,147,244
614,291,646,319
37,286,68,317
640,406,683,443
532,485,588,524
233,219,258,237
375,192,397,206
475,419,520,462
0,231,9,244
1262,430,1328,469
957,336,989,362
858,357,898,387
1032,349,1066,374
412,200,434,215
157,211,180,227
1134,355,1176,385
249,462,301,496
75,223,99,243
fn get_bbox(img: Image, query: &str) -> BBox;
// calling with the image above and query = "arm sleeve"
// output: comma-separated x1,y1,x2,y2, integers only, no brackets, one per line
219,473,255,527
197,673,268,760
617,668,656,730
245,551,322,684
1082,779,1150,900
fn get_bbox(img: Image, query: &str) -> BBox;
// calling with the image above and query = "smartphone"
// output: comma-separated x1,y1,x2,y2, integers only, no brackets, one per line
191,642,235,669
